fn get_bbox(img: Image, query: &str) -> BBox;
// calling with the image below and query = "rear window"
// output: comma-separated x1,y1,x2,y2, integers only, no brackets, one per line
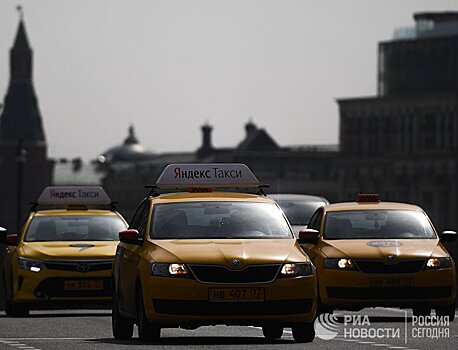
276,200,326,225
24,215,127,242
150,201,293,239
324,210,436,240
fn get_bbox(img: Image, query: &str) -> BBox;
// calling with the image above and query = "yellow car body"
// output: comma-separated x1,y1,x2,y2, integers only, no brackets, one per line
112,164,317,343
300,197,456,318
2,187,128,317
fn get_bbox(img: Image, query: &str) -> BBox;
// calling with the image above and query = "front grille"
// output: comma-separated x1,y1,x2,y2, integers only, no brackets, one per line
35,277,112,298
187,264,281,284
153,299,313,316
44,259,113,272
354,259,426,274
327,286,452,300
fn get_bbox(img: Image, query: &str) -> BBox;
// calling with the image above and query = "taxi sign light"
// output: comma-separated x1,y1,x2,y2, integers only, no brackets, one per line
357,194,380,203
37,186,111,205
155,163,261,189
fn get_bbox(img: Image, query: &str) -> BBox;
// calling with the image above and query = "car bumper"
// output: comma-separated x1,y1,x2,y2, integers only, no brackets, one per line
143,275,317,326
319,268,456,308
13,268,112,305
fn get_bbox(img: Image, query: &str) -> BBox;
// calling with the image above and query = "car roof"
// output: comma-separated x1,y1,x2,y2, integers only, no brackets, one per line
324,201,423,212
151,192,276,204
33,209,121,217
269,193,329,202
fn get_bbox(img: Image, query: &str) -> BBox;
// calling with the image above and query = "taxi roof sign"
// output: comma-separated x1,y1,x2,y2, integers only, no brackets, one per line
155,163,261,189
357,193,380,203
37,186,112,205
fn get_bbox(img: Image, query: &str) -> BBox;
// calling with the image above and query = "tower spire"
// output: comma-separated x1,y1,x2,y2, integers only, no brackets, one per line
16,5,24,20
0,7,46,146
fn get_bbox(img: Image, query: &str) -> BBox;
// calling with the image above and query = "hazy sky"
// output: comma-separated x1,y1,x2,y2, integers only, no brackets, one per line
1,0,458,161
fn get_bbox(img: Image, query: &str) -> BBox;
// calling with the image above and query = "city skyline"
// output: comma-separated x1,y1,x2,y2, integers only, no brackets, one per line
1,0,458,161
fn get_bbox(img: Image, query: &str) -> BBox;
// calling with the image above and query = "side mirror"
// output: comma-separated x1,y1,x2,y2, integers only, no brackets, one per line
119,229,143,245
298,228,320,244
440,230,457,243
0,227,7,243
4,233,18,246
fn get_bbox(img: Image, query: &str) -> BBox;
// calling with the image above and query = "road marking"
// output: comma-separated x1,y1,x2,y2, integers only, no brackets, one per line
0,340,41,350
0,338,97,341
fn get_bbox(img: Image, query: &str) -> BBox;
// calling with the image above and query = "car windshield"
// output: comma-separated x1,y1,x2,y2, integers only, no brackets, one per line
324,210,436,240
150,201,293,239
276,200,325,225
24,215,127,242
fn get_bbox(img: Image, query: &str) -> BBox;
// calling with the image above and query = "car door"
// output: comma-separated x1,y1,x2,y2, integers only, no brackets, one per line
116,198,150,315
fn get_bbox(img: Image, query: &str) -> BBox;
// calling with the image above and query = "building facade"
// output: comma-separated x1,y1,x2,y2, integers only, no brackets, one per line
338,12,458,232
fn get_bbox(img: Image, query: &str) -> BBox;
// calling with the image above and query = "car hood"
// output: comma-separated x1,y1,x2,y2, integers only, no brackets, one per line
149,239,308,268
19,241,118,260
321,239,445,259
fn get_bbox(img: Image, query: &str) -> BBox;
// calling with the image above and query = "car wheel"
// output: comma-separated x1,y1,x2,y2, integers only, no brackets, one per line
9,301,29,317
435,301,455,321
4,277,29,317
262,325,283,340
112,293,134,340
317,297,334,315
292,323,315,343
3,279,12,316
136,285,160,342
413,307,431,317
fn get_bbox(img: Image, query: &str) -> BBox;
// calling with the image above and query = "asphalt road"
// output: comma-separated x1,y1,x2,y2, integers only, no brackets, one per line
0,308,456,350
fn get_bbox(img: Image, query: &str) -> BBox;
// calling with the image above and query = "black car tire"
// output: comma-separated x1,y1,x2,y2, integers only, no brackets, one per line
292,323,315,343
435,300,455,321
413,307,431,317
4,275,29,317
112,293,134,340
136,285,160,342
262,325,283,340
7,300,29,317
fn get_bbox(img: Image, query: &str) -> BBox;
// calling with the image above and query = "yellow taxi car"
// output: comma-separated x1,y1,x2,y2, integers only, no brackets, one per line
299,194,457,319
2,186,128,317
112,163,317,343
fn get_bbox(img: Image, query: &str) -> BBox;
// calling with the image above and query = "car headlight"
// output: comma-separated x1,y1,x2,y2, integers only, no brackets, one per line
324,258,355,270
18,257,45,272
279,262,313,277
151,263,190,277
426,257,453,269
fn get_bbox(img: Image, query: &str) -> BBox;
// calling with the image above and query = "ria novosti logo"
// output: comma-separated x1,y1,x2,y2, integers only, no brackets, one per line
314,313,340,340
314,312,451,342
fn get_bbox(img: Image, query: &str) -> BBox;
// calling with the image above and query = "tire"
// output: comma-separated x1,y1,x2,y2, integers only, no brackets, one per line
292,323,315,343
413,307,431,317
262,325,283,340
435,301,455,321
316,282,333,315
4,276,29,317
317,296,333,315
8,301,29,317
3,278,12,316
112,293,134,340
136,285,160,342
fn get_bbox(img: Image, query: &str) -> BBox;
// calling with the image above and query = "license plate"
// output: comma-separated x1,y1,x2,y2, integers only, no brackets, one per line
370,277,415,288
208,288,265,302
64,280,104,291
